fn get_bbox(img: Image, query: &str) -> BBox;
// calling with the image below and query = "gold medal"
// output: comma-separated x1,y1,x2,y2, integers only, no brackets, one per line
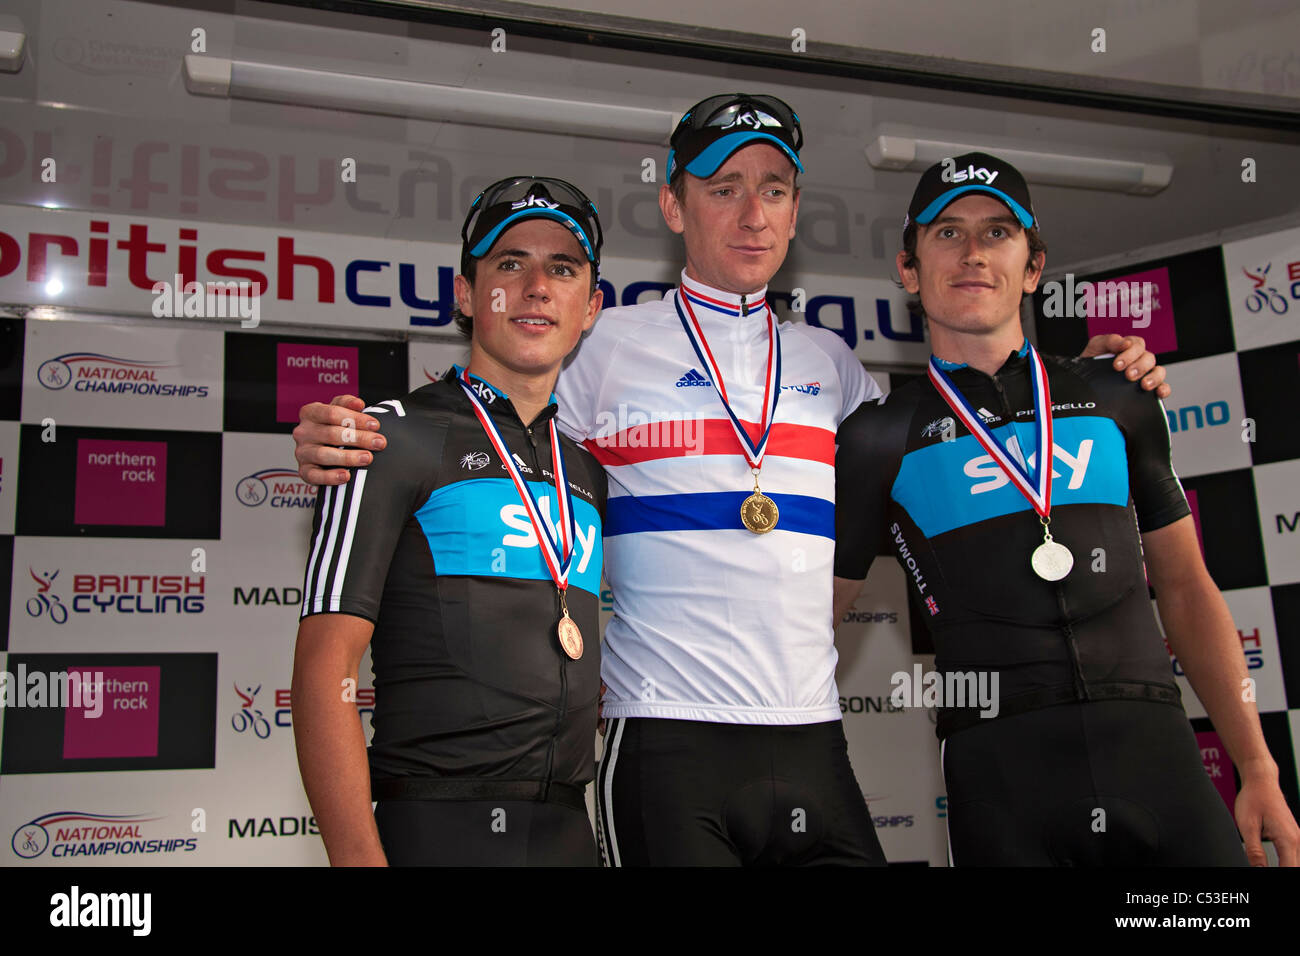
557,613,584,660
741,470,779,534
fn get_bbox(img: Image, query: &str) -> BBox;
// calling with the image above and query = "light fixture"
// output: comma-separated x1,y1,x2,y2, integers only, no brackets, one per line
865,134,1172,195
45,277,63,297
0,30,25,72
184,55,677,145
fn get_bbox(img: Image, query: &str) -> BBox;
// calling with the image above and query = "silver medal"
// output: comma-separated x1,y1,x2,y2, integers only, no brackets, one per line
1031,539,1074,581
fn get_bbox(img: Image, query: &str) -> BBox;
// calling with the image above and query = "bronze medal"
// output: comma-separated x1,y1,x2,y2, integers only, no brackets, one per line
557,613,584,660
741,491,779,534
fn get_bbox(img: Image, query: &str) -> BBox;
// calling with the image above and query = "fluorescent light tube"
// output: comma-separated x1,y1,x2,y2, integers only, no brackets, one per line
866,134,1172,195
0,31,25,72
184,55,676,144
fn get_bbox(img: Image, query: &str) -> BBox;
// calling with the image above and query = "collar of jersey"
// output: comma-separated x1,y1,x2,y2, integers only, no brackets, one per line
677,270,770,319
932,338,1029,372
448,364,557,409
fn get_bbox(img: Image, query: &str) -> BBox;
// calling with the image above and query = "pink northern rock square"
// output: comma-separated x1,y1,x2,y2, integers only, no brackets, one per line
1084,266,1178,355
1195,729,1236,815
74,438,167,526
63,666,162,759
276,342,359,422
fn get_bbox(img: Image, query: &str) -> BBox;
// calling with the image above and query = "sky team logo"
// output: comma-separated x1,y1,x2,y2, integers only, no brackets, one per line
36,352,208,397
510,194,560,210
12,811,176,860
722,109,783,131
236,468,316,508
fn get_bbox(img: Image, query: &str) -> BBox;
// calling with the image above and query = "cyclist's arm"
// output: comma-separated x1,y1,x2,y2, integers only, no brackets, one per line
832,397,896,631
1144,518,1299,865
291,613,387,866
1116,378,1297,865
832,577,865,627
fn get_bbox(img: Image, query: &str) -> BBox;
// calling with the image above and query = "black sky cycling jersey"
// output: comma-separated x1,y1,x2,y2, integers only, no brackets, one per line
299,369,607,793
835,345,1190,739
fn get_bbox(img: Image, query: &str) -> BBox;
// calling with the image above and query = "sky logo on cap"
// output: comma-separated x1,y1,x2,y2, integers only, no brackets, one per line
720,109,783,131
941,159,1000,186
510,195,560,211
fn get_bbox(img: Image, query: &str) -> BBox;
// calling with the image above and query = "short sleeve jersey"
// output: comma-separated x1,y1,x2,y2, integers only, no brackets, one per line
299,370,607,786
834,345,1188,736
553,272,883,725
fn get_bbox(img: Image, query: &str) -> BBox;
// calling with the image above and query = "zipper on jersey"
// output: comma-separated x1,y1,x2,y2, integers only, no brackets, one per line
1056,589,1089,701
995,371,1089,702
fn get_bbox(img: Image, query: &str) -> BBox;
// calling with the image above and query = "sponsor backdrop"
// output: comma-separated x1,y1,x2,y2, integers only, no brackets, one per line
1032,225,1300,855
0,212,1296,867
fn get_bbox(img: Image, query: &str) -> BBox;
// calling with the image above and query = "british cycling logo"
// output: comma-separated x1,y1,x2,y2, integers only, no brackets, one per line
31,567,205,616
12,811,196,860
460,451,490,471
1241,263,1291,314
236,468,316,508
27,568,68,625
232,682,272,739
36,352,208,397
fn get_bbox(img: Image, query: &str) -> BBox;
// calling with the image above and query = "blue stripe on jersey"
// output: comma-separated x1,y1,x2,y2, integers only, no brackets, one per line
891,415,1129,539
414,478,603,596
604,491,833,538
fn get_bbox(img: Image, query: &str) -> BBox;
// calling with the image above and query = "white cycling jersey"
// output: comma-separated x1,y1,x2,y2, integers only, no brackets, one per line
556,272,882,724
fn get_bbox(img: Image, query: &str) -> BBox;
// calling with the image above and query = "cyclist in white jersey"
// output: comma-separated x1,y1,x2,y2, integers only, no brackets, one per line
291,93,1168,865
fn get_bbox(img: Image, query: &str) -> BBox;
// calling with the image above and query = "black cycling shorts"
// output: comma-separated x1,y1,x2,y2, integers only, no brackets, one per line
595,717,886,866
942,699,1248,866
375,799,598,866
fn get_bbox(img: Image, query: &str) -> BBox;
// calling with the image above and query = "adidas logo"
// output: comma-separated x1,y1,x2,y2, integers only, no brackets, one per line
502,452,534,475
675,369,711,388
